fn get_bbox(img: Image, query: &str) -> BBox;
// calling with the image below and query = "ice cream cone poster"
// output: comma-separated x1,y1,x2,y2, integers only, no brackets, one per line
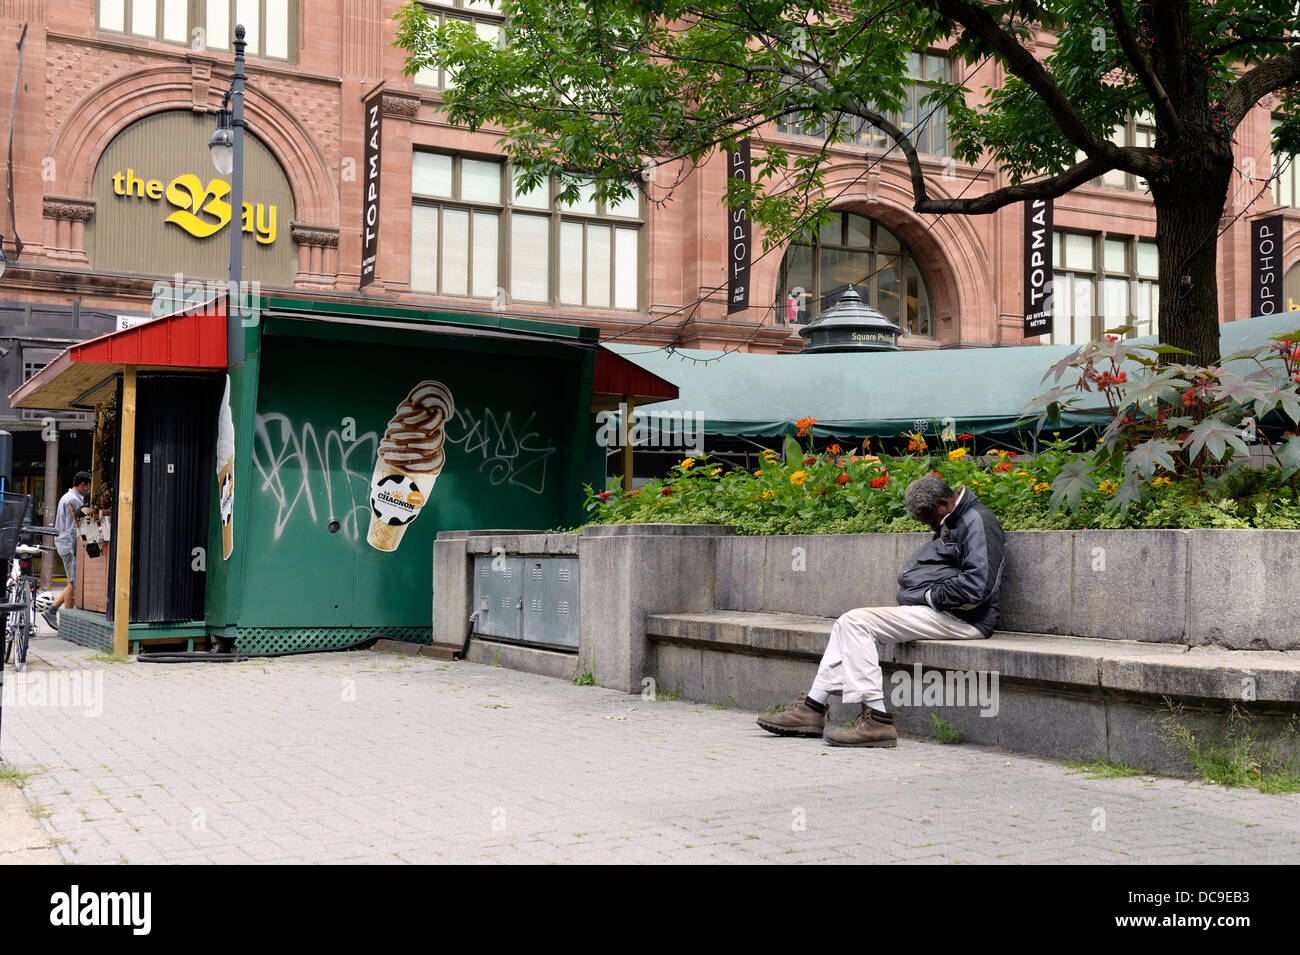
367,380,455,552
217,375,236,560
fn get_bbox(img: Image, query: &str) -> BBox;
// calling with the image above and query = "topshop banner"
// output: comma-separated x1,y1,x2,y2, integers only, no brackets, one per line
1251,214,1284,317
727,139,751,313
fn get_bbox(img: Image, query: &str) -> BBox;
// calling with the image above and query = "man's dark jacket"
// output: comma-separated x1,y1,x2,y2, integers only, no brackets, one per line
895,488,1007,637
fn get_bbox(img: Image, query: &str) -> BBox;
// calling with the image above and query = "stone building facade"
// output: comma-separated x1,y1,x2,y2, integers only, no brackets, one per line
0,1,1298,369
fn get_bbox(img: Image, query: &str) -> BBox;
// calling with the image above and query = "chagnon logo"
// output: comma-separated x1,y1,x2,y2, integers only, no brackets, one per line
111,168,277,244
50,885,151,935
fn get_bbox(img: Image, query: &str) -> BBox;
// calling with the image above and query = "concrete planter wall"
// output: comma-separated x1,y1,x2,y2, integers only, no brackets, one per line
710,528,1299,650
435,525,1300,658
432,524,1300,770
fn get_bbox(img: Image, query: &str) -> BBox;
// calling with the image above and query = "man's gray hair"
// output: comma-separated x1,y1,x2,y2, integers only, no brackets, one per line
905,474,957,525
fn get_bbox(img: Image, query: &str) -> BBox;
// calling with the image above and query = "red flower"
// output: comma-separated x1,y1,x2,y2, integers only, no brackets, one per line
1106,334,1119,342
958,433,973,441
870,474,891,488
818,488,829,496
1182,390,1198,408
1007,451,1018,458
834,472,851,485
804,457,816,465
660,486,673,496
597,491,612,501
994,462,1013,472
629,488,642,497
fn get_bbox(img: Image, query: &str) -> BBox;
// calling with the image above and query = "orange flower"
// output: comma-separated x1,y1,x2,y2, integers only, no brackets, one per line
795,416,818,436
829,444,842,454
834,472,850,485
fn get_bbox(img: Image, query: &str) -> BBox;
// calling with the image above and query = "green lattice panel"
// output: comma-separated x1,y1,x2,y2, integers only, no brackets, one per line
233,627,432,655
57,612,114,653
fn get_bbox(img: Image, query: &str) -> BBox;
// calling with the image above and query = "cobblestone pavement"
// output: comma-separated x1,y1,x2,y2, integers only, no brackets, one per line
4,634,1299,864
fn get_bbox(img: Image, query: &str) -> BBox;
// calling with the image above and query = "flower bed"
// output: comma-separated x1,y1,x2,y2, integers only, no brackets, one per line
585,334,1300,534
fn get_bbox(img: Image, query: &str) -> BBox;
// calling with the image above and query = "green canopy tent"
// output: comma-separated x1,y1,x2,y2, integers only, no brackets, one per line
601,312,1300,442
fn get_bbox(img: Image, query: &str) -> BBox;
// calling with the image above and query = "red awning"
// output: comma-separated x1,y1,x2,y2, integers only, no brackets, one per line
10,300,227,412
592,345,678,412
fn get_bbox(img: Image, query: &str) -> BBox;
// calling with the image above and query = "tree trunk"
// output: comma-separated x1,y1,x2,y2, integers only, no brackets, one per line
1149,132,1234,367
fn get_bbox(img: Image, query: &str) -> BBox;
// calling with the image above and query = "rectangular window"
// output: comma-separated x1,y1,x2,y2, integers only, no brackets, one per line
97,1,294,60
510,213,550,302
1048,230,1158,344
1273,116,1299,209
412,154,644,309
1084,111,1157,189
777,52,952,157
414,1,507,90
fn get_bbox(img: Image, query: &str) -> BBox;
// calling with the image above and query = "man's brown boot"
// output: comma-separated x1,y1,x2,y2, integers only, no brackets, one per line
824,706,898,748
756,697,825,737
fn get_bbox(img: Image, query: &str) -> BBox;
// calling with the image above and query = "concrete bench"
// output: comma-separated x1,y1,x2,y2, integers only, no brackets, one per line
645,610,1300,772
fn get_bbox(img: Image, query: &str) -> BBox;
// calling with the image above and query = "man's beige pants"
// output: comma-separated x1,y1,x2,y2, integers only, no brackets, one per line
811,606,985,704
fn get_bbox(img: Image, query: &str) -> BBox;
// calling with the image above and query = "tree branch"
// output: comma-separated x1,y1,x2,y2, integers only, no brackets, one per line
918,0,1130,170
1104,0,1182,136
1222,46,1300,130
842,95,1130,214
1207,35,1300,57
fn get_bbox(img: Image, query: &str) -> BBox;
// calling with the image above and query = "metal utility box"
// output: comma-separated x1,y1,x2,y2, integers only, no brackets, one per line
474,556,524,641
472,554,578,650
522,557,579,649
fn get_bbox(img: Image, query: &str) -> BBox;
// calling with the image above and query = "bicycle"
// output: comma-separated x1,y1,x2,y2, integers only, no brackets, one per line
4,540,48,670
0,494,35,672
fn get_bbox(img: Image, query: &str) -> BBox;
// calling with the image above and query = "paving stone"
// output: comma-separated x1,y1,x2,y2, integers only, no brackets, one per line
1,638,1296,865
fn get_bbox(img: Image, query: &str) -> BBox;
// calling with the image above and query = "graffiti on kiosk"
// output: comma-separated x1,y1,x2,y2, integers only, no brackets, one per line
252,413,379,542
444,406,556,495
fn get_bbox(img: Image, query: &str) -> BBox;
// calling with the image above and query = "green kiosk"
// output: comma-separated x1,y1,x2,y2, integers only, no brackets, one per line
11,295,666,656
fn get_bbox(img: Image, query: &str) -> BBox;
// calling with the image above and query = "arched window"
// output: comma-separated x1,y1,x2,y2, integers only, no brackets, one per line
777,213,935,337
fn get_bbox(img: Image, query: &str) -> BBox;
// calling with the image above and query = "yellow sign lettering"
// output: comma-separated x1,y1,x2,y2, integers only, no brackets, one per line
111,168,278,245
164,174,231,238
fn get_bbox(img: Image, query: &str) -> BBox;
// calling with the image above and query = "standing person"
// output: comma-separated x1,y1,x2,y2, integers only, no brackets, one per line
41,471,92,631
756,474,1007,747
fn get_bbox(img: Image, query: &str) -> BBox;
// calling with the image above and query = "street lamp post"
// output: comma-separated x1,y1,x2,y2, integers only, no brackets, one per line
209,23,247,364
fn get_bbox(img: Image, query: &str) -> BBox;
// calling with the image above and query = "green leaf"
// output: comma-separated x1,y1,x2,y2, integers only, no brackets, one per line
1124,439,1181,479
1117,371,1188,414
1049,459,1096,513
1183,418,1251,462
783,434,803,465
1107,474,1148,513
1276,434,1300,481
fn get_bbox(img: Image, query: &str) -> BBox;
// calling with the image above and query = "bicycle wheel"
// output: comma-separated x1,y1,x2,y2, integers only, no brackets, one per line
3,579,16,663
12,593,30,669
4,579,28,669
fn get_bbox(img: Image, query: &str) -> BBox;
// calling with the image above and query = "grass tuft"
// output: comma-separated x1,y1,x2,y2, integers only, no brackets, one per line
1157,701,1300,795
929,714,966,744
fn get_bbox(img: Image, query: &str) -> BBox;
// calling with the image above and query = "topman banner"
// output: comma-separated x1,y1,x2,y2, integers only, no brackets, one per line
360,85,384,289
727,139,751,313
1023,197,1053,338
